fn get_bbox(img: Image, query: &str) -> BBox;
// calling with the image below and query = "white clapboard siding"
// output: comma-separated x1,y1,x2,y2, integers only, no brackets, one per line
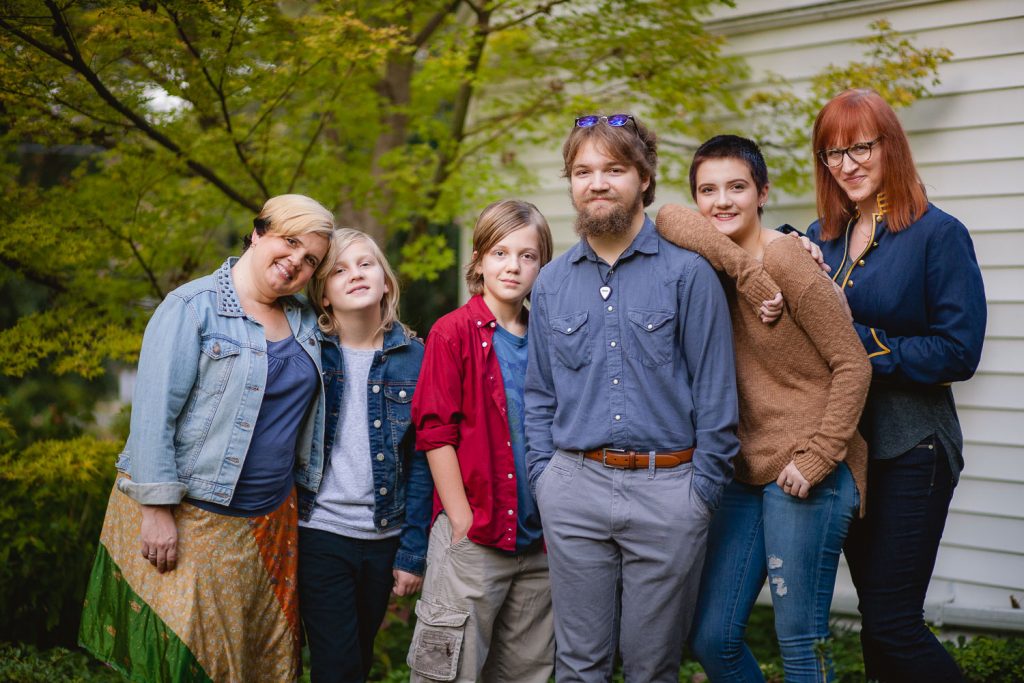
491,0,1024,631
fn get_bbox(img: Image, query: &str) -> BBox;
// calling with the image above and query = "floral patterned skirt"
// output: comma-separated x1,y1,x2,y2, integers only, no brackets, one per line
79,477,300,682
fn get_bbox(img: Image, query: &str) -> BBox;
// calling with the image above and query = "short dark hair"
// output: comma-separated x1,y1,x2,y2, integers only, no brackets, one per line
689,135,769,216
562,116,658,207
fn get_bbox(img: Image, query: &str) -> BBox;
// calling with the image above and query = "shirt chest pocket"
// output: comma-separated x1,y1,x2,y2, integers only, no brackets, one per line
197,336,243,394
550,311,592,371
384,385,414,426
626,309,675,367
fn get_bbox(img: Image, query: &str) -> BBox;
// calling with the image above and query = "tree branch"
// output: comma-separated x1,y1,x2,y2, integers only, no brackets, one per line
412,0,462,48
240,57,326,144
21,1,261,213
287,69,351,193
160,1,270,198
421,7,492,219
0,255,68,293
489,0,574,33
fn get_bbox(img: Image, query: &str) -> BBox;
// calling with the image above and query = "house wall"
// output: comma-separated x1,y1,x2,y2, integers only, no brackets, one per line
476,0,1024,630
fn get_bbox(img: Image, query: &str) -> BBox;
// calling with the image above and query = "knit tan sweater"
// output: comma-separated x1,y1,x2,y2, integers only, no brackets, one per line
657,205,871,513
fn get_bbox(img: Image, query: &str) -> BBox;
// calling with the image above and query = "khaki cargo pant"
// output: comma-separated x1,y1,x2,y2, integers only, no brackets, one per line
406,513,554,682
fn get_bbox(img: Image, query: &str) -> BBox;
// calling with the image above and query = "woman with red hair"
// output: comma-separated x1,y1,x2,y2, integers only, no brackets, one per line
806,88,986,682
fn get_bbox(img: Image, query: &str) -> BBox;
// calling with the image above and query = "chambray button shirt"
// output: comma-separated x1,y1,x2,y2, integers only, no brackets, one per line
525,217,740,509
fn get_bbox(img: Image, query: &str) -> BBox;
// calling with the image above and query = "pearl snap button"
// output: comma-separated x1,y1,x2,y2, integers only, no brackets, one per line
377,453,385,461
373,419,382,428
399,390,407,398
372,385,380,393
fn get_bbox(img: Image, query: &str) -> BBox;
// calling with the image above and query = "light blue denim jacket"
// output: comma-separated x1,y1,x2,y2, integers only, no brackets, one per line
115,258,326,506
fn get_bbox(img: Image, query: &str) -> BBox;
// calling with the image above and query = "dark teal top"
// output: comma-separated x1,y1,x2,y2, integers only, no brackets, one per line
493,324,543,554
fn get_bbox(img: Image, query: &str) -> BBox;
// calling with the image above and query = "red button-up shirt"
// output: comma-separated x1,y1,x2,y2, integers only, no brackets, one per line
413,295,520,552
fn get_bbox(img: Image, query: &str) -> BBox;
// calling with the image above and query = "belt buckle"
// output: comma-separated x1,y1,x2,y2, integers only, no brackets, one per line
601,447,628,468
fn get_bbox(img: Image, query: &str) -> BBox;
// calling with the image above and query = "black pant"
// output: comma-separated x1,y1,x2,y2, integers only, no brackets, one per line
298,527,400,683
844,437,964,683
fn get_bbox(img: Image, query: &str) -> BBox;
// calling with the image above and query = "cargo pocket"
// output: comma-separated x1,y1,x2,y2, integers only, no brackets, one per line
408,600,470,681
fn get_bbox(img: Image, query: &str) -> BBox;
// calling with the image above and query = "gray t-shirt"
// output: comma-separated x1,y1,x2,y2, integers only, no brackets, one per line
300,346,400,539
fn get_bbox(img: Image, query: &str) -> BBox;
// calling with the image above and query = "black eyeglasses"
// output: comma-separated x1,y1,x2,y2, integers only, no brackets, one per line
818,137,882,168
575,114,635,129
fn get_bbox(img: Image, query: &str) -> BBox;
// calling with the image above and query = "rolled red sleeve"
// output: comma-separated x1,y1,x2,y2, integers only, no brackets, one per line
412,330,464,451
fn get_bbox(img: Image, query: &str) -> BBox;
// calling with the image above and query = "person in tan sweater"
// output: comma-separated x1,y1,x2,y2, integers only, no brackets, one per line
656,135,871,683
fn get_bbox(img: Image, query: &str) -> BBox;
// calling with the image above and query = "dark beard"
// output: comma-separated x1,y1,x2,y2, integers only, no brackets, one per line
574,198,637,238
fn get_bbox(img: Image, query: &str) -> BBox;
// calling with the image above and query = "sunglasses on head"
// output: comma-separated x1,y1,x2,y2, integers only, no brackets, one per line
574,114,635,129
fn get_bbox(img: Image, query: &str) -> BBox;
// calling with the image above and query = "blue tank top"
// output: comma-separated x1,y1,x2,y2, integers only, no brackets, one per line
189,335,318,516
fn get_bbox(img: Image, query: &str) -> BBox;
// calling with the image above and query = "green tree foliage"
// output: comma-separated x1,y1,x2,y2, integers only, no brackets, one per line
0,436,118,645
0,0,751,378
743,19,952,193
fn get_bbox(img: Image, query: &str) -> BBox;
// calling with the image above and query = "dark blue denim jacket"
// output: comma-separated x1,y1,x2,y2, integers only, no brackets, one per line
297,325,433,576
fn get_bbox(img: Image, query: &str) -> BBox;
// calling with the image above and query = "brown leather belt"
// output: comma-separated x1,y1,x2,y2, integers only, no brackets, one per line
581,447,694,469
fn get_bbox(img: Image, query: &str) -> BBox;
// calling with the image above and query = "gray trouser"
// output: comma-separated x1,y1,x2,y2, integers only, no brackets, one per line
535,450,712,683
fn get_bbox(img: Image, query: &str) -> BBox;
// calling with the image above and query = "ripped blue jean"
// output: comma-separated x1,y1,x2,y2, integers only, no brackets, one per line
689,464,859,682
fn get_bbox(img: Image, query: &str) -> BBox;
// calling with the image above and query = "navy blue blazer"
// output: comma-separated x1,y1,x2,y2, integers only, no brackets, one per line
806,203,986,387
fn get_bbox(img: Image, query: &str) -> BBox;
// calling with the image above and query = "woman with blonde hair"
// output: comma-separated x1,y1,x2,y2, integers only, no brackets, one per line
806,88,986,682
81,194,334,682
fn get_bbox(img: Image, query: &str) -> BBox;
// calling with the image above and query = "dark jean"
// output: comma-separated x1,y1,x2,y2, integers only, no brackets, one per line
844,437,965,682
690,464,859,682
298,527,401,683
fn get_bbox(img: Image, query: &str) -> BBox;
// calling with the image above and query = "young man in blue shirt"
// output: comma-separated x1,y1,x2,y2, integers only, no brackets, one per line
525,115,741,682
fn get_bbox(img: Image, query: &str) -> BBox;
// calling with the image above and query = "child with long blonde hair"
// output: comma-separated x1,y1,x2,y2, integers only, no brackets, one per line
298,228,432,683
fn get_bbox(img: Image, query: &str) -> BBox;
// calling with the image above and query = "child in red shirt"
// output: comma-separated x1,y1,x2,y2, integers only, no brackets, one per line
407,200,555,682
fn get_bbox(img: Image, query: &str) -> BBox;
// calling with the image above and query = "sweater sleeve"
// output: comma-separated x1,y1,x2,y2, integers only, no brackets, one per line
770,239,872,486
656,204,780,310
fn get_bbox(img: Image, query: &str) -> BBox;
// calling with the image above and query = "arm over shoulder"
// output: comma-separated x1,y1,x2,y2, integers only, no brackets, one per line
656,203,780,309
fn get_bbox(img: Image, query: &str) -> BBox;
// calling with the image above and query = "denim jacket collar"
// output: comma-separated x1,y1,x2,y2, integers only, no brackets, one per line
321,322,412,355
214,257,303,319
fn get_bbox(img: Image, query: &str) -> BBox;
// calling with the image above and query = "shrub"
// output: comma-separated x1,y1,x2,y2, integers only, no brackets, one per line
946,634,1024,683
0,436,118,646
0,642,122,682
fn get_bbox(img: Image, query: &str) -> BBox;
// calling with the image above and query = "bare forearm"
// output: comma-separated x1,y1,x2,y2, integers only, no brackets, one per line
426,446,472,531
